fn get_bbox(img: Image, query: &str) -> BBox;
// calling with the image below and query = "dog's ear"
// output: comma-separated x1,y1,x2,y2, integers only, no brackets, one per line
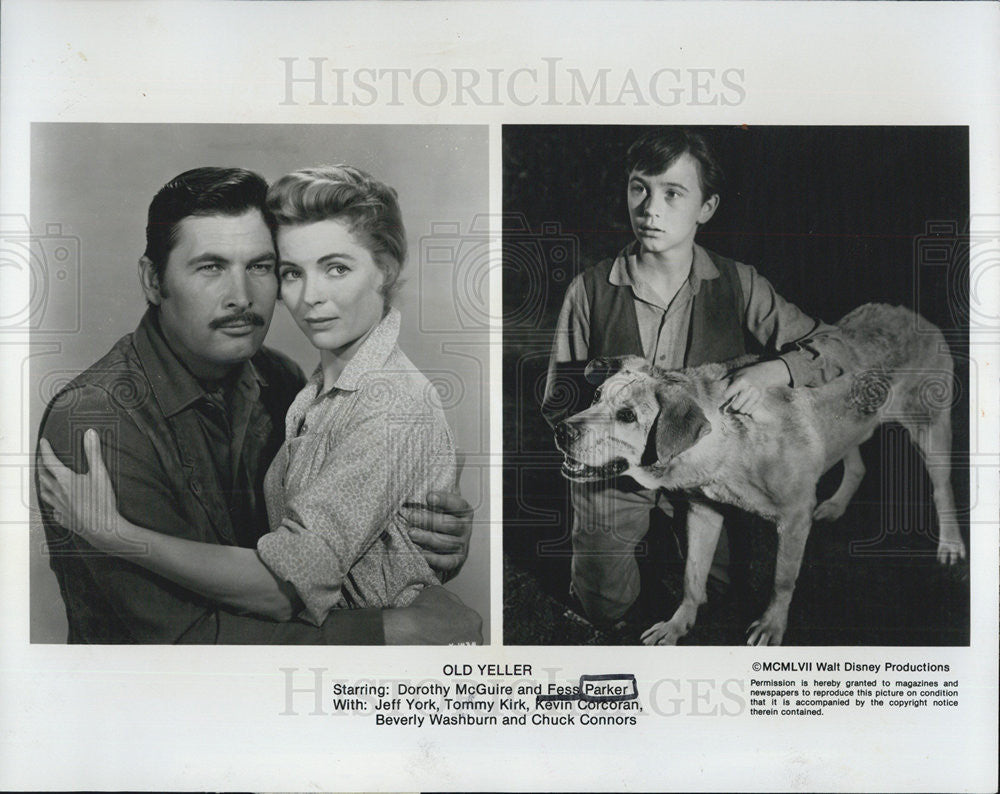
584,357,621,385
653,383,711,462
584,355,646,385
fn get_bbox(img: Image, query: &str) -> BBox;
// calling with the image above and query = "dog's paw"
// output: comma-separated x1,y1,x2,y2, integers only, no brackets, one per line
746,617,786,646
641,621,684,646
812,499,847,522
936,534,966,566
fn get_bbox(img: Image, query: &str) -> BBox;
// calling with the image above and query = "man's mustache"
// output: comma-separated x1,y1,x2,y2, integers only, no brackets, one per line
209,311,266,330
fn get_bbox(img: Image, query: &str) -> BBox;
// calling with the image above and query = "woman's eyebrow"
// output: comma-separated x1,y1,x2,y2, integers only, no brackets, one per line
317,252,358,264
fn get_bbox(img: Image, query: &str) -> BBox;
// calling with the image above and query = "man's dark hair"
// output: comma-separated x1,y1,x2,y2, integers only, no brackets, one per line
143,167,271,280
625,129,725,201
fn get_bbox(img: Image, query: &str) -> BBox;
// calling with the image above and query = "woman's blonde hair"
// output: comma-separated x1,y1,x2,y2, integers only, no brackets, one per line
267,164,407,303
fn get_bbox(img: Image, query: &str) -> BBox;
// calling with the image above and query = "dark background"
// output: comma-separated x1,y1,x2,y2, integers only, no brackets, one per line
502,125,970,646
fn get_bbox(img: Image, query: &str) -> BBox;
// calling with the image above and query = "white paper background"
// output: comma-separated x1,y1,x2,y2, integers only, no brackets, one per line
1,1,997,791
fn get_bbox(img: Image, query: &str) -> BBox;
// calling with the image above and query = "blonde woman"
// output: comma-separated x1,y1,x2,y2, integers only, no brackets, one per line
40,165,478,639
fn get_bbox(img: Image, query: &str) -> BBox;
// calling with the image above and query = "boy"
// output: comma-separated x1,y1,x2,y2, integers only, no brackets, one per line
542,129,847,631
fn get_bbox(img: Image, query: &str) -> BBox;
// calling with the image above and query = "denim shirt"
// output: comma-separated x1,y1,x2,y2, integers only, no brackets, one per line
37,309,384,644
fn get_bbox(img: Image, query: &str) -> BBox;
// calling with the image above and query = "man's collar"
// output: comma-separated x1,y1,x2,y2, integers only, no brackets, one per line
314,307,402,395
609,242,720,294
132,308,263,417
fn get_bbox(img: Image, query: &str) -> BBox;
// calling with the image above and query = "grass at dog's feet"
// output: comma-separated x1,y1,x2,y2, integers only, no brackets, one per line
503,561,610,644
502,499,970,646
503,554,747,645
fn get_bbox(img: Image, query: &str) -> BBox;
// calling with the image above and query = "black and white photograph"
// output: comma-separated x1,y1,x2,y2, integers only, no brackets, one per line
27,123,491,645
503,125,971,647
2,2,996,792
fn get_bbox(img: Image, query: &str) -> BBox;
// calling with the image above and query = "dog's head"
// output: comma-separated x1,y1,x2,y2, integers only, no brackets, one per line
554,356,711,482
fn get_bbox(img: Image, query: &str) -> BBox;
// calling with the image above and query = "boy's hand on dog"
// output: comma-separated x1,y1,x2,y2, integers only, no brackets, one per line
722,360,791,415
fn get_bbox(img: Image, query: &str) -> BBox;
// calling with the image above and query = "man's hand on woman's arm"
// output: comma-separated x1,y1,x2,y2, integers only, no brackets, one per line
382,586,483,645
401,489,473,582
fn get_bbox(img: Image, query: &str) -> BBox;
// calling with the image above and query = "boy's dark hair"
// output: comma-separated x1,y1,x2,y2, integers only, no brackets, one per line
625,129,725,201
143,167,271,280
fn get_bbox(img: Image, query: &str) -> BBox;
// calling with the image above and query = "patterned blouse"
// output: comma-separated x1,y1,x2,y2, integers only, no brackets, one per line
256,308,455,625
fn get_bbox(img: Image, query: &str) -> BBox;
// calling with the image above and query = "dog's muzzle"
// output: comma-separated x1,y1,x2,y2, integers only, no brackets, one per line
554,420,579,452
554,418,629,481
559,456,629,481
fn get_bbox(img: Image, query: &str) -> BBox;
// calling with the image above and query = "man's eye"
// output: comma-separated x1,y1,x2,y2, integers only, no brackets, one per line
249,262,274,274
198,263,222,273
616,408,637,423
592,388,603,403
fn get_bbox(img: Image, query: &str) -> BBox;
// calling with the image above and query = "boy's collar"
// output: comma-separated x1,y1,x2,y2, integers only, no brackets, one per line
690,244,720,289
611,242,720,291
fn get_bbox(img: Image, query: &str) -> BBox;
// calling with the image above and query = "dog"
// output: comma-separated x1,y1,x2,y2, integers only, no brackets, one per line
554,303,966,646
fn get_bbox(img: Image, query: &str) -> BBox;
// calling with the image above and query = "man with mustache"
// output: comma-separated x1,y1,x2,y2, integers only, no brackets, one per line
37,167,479,644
